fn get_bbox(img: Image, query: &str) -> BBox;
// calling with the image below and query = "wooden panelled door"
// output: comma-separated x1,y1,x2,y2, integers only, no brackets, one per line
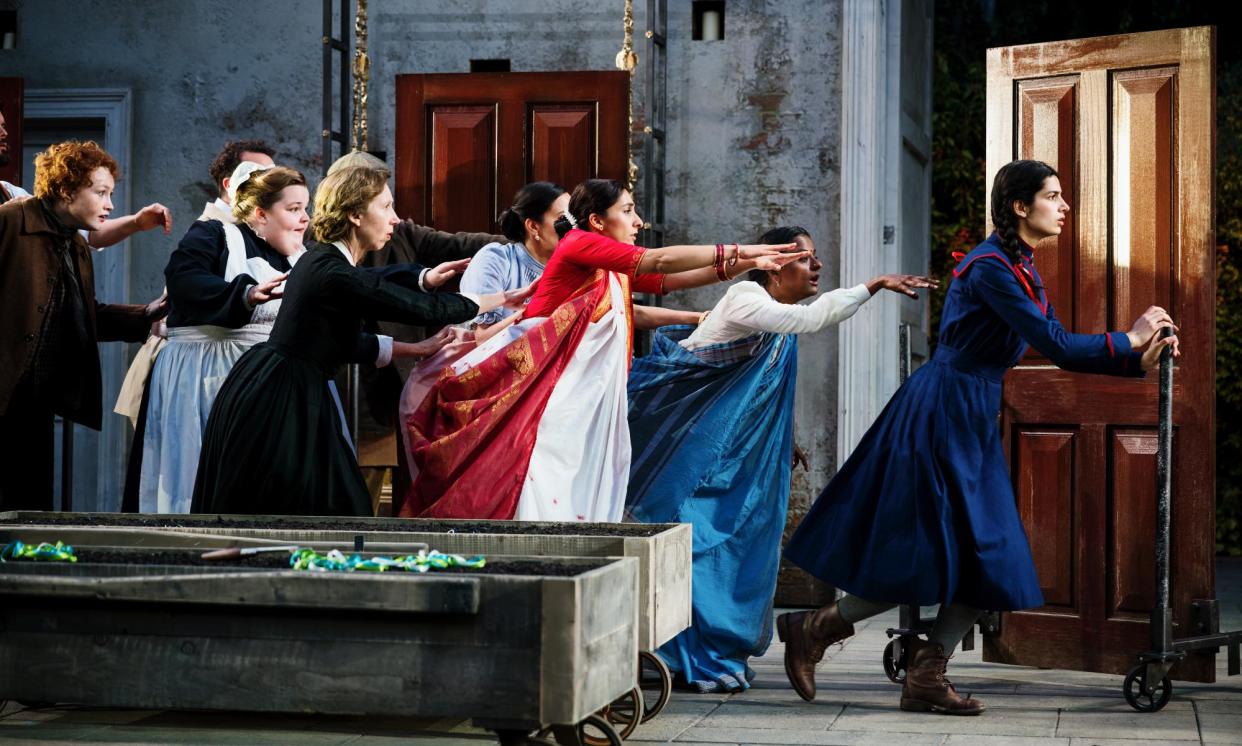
394,71,629,232
0,77,22,188
983,27,1216,681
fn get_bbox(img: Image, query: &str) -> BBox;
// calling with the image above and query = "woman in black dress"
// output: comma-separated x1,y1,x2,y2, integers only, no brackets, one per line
191,165,531,516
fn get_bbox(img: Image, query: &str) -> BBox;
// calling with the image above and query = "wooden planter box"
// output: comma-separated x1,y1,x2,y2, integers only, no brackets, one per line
1,512,692,651
0,547,638,737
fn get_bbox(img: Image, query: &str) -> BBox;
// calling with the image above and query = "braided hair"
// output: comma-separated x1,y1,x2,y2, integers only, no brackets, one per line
989,159,1058,264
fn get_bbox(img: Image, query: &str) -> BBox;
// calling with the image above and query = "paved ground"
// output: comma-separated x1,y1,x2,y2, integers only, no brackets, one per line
3,560,1239,745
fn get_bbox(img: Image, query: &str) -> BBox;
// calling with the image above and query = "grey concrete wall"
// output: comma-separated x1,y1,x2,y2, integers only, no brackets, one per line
3,0,326,303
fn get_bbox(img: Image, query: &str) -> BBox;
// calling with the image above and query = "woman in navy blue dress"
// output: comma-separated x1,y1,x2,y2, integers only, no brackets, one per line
778,160,1180,714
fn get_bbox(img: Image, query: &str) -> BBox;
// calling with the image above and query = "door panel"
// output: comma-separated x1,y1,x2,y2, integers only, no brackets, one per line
985,27,1215,682
396,71,628,233
1016,76,1077,338
1014,428,1077,608
427,105,496,233
1111,68,1177,331
529,104,596,188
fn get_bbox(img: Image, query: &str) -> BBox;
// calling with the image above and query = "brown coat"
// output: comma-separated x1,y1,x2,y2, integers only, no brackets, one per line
0,198,151,429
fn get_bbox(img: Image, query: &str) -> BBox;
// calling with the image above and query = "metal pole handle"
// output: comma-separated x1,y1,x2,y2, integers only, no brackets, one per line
1155,327,1174,611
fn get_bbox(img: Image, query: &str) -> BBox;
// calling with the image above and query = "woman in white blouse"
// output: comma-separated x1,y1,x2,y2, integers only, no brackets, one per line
626,225,934,693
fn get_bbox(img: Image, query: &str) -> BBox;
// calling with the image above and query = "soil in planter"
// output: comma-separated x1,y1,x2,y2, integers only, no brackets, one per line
6,547,602,577
2,513,667,537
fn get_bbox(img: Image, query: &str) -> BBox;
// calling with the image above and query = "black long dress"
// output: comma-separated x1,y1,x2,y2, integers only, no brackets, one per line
190,244,479,516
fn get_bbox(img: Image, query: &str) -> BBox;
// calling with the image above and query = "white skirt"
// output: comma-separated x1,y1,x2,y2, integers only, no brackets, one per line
138,324,270,514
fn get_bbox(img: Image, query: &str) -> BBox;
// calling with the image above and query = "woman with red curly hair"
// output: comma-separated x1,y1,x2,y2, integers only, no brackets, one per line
0,140,167,511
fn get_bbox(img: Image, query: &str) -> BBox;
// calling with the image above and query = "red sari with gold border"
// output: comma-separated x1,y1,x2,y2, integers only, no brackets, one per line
402,229,663,519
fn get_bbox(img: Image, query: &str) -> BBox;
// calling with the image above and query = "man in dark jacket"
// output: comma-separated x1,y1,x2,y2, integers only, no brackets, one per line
0,141,165,511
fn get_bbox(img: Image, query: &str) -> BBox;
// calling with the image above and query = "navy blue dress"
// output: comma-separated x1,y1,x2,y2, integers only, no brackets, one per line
784,233,1145,611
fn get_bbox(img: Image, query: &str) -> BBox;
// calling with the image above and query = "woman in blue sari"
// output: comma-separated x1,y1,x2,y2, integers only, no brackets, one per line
779,160,1180,715
627,226,933,692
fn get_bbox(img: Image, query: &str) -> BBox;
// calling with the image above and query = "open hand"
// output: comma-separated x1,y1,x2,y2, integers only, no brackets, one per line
868,274,938,299
247,274,288,306
425,258,471,289
742,243,808,271
143,289,170,322
792,444,809,472
410,326,474,358
133,203,173,235
502,281,538,310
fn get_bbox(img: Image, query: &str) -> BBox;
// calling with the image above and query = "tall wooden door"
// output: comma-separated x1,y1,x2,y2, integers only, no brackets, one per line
0,77,22,188
395,71,630,232
983,27,1216,682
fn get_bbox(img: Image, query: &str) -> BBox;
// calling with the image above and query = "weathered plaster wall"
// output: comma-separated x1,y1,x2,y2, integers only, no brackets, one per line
3,0,324,304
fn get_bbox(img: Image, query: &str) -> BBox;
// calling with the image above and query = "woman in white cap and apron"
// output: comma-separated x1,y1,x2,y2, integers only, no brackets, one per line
138,162,307,513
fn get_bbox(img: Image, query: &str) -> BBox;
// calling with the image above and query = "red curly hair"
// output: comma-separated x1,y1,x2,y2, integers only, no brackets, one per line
33,140,120,203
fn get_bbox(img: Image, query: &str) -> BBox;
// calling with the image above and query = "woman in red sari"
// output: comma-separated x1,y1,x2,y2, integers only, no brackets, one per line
404,179,803,522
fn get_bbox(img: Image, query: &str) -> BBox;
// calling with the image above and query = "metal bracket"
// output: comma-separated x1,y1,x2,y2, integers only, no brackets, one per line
1191,598,1220,636
978,611,1002,636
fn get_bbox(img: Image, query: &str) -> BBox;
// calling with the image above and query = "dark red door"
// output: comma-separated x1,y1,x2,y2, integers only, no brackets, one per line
394,71,630,232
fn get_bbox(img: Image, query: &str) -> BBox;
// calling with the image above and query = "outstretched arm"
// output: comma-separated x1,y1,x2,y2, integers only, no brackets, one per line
633,304,703,330
88,203,173,249
972,260,1144,376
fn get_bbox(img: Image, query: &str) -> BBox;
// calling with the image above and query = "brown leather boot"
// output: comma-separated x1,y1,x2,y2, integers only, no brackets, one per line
899,637,986,715
776,602,856,702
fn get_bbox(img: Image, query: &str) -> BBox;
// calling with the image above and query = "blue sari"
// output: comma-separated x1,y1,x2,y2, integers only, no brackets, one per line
627,325,798,692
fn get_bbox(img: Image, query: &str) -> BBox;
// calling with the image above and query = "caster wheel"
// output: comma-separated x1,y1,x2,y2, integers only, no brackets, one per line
1123,664,1172,712
883,638,908,684
539,714,622,746
638,650,672,722
598,685,643,742
578,715,623,746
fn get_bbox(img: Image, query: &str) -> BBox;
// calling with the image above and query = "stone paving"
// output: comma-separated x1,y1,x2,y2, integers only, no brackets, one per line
3,560,1239,745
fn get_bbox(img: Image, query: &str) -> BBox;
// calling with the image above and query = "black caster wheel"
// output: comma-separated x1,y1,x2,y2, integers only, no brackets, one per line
883,638,908,684
539,714,623,746
1123,664,1172,712
599,685,643,741
638,650,672,722
578,714,623,746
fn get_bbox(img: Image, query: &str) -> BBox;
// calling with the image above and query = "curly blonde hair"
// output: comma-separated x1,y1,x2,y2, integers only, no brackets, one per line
33,140,120,202
310,165,390,244
231,166,307,223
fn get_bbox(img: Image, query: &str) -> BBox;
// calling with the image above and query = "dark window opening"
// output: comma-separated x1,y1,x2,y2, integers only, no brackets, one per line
470,59,511,73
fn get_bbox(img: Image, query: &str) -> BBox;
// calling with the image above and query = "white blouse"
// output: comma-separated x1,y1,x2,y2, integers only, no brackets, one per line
682,280,872,349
